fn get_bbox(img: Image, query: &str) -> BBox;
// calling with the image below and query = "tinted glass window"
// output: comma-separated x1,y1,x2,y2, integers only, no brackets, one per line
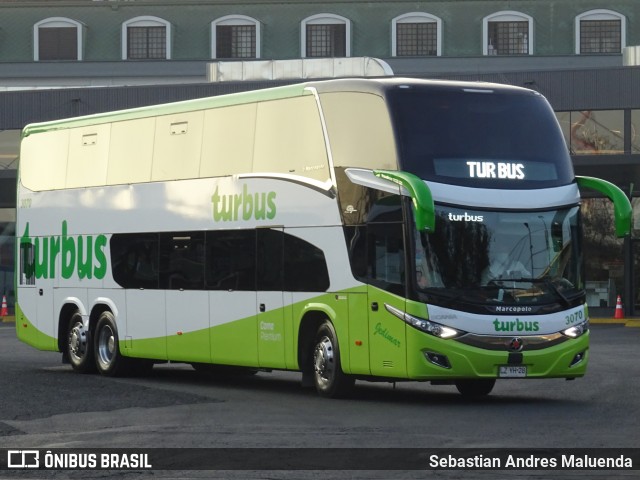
367,222,405,295
206,230,256,291
159,232,205,290
367,193,403,224
344,225,367,281
257,229,283,291
343,223,406,295
111,233,159,289
111,229,329,293
387,86,574,188
284,233,330,292
413,206,584,313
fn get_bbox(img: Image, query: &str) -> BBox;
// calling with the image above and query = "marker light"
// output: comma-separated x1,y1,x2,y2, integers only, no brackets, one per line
562,320,589,338
384,304,463,339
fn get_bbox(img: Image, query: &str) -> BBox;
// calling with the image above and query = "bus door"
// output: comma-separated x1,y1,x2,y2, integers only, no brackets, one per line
207,230,258,367
17,234,55,349
366,222,408,378
161,232,210,363
256,228,286,369
110,232,167,360
32,278,55,350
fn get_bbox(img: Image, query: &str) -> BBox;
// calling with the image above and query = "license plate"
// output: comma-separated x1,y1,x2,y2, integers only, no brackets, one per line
499,365,527,378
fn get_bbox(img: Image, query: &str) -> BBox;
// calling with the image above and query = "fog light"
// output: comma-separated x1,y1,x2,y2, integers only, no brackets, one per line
569,351,586,367
425,351,451,369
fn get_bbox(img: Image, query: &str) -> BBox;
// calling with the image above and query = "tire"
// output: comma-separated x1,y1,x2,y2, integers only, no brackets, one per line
455,379,496,398
66,311,96,373
94,311,127,377
312,321,354,398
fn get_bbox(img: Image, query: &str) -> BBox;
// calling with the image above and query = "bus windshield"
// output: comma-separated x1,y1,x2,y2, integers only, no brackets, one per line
387,85,574,189
414,206,584,312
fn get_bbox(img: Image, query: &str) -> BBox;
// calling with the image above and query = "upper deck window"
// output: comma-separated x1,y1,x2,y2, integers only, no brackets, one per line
386,84,574,189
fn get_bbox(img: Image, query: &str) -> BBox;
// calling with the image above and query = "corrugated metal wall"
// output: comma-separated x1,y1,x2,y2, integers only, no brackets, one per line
2,67,640,130
0,80,293,130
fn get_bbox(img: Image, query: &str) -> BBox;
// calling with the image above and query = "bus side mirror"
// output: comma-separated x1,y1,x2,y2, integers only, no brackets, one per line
374,170,435,233
576,176,632,238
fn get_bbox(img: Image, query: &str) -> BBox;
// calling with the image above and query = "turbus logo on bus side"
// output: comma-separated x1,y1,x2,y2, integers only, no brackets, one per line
211,184,277,222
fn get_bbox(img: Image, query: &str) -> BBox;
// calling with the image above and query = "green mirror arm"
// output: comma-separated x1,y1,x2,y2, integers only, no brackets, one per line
576,176,632,238
373,170,435,232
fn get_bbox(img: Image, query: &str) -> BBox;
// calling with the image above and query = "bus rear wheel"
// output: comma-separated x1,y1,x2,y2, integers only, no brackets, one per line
67,311,96,373
312,321,354,398
455,379,496,397
94,311,127,376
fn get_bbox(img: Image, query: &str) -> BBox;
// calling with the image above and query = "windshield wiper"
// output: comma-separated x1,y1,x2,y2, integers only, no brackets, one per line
487,278,535,287
489,277,580,307
542,279,572,307
488,277,577,307
422,287,468,307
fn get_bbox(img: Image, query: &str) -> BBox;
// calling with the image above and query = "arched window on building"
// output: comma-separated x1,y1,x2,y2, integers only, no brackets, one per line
575,9,625,54
483,11,533,56
122,16,171,60
392,12,442,57
301,13,351,58
34,17,84,61
211,15,260,59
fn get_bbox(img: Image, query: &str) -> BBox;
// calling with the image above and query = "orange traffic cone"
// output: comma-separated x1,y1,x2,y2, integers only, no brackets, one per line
0,295,7,317
614,295,624,320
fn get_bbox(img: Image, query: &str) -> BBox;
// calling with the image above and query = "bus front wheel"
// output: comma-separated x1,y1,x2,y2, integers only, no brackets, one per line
67,311,96,373
455,379,496,397
312,321,354,398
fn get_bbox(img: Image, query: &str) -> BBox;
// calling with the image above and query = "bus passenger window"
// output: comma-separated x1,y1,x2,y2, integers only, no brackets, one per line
283,233,330,292
344,226,368,281
110,233,159,289
257,229,283,291
206,230,256,291
159,232,205,290
367,223,406,295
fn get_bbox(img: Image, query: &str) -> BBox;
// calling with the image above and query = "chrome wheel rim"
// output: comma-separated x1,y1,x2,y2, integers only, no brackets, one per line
313,335,335,389
97,324,116,370
68,320,87,364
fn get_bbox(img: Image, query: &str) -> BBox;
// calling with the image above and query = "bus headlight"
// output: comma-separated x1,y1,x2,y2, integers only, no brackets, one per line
562,320,589,338
384,304,463,339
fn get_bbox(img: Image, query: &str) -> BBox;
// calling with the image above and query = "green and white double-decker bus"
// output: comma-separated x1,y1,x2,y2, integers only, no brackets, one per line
16,78,631,397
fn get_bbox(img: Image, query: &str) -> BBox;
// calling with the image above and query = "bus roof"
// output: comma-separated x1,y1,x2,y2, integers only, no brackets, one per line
21,77,536,138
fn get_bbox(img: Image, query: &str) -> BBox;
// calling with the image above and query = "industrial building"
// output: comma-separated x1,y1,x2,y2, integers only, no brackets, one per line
1,0,639,316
